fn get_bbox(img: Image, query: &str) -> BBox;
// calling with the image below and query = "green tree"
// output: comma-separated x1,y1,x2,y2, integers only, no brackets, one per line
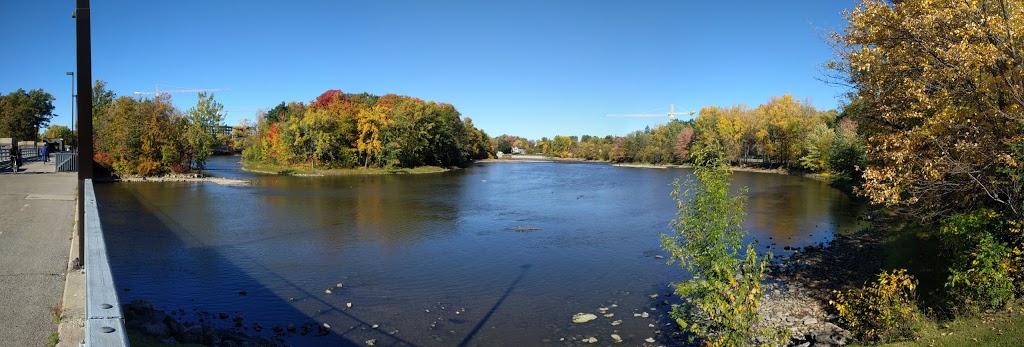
661,146,785,346
827,118,865,188
799,122,835,172
0,88,57,140
185,92,223,171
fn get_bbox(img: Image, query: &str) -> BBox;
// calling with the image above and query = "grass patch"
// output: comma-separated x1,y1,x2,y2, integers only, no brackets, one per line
47,332,59,347
241,161,450,176
50,303,62,324
856,304,1024,347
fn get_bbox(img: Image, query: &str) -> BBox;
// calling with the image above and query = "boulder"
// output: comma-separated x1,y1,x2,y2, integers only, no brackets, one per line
572,313,598,324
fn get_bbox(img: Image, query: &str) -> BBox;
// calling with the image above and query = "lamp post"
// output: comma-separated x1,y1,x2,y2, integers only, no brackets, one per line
65,71,74,151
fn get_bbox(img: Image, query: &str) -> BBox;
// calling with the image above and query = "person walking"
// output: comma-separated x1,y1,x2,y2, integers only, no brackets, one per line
40,143,49,164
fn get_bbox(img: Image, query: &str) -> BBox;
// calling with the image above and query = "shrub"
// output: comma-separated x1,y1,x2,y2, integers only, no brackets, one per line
945,233,1015,313
831,269,922,343
171,163,189,174
136,158,161,177
661,147,787,346
111,159,136,175
160,144,181,169
940,210,1017,313
93,151,113,170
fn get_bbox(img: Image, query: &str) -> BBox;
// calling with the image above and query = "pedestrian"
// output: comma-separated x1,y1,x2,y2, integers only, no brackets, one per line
41,143,49,164
10,144,20,173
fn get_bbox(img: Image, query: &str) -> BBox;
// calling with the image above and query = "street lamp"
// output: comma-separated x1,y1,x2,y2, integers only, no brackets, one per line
66,71,74,151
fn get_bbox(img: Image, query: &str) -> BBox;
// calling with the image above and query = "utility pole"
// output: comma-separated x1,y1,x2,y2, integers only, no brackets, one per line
74,0,92,263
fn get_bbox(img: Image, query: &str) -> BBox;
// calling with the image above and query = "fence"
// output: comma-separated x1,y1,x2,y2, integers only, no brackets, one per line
56,152,78,172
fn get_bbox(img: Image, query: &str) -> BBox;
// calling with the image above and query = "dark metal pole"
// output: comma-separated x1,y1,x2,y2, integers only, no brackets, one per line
75,0,93,264
66,72,74,143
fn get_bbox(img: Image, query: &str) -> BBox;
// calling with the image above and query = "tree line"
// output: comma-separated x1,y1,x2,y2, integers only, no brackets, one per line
241,90,491,170
497,94,866,185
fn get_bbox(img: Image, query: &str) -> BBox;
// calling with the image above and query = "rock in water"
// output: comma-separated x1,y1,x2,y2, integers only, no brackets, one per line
645,337,656,343
585,337,598,344
611,334,622,343
365,339,376,346
572,313,598,324
324,289,332,295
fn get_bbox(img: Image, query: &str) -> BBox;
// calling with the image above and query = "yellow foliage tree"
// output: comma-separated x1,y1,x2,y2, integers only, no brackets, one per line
831,0,1024,220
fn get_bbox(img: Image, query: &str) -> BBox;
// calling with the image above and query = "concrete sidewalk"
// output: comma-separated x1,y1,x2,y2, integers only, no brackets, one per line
0,160,81,346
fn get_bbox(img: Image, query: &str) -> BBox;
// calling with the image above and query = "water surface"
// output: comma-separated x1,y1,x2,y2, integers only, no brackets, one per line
98,157,862,346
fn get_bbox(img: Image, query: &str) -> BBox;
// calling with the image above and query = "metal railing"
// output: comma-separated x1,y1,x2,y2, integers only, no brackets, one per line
56,152,78,172
84,179,130,346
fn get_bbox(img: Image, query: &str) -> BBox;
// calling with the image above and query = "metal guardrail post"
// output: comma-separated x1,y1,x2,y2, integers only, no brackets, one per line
83,179,130,346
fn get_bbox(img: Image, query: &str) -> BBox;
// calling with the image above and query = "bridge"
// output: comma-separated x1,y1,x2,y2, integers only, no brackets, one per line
0,160,127,346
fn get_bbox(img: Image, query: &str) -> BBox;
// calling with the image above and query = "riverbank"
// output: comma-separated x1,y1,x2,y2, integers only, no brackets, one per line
99,174,250,186
241,161,451,176
757,218,886,346
123,301,283,346
490,156,829,179
477,155,590,163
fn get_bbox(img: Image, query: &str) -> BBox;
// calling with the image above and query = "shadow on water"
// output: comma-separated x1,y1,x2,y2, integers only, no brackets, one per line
98,178,537,347
457,264,531,347
97,181,401,347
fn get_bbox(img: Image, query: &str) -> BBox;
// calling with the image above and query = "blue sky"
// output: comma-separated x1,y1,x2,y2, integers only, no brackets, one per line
1,1,855,140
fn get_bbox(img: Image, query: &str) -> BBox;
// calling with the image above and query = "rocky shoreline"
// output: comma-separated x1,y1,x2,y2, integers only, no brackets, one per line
758,219,885,346
99,173,250,186
124,301,286,347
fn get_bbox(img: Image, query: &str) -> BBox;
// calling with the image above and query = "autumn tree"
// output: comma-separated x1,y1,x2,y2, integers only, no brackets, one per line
245,90,490,170
831,0,1024,220
674,127,695,162
42,125,73,145
832,0,1024,315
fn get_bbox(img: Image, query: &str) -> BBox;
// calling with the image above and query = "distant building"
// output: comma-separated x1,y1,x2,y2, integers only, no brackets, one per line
511,146,525,154
496,151,504,158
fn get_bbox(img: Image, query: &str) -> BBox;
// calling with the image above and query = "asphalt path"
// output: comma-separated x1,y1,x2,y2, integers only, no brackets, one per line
0,160,77,346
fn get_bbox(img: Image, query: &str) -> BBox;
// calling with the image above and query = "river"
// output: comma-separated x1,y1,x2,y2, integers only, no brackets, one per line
96,156,863,346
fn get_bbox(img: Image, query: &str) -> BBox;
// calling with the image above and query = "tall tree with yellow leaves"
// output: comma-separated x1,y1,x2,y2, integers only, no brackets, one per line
831,0,1024,220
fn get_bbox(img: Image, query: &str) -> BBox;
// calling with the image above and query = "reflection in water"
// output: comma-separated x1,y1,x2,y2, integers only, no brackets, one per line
98,157,863,346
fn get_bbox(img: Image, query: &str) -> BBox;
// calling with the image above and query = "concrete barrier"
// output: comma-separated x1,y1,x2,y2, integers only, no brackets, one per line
84,180,130,346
